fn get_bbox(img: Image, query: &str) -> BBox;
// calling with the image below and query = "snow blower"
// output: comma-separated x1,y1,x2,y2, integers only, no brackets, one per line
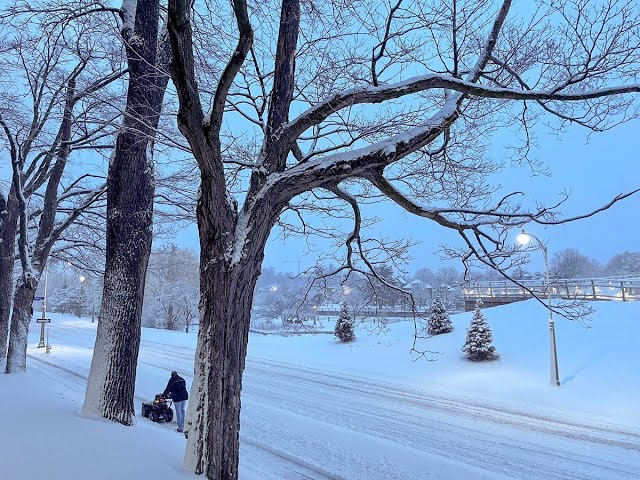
141,394,174,423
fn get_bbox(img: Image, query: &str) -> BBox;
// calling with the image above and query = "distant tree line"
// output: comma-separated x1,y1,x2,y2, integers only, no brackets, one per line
519,249,640,280
41,248,639,331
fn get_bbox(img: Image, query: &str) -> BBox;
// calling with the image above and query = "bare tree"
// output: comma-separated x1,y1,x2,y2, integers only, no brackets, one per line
0,8,121,369
166,0,640,477
4,0,195,419
143,244,199,330
550,248,600,278
605,251,640,276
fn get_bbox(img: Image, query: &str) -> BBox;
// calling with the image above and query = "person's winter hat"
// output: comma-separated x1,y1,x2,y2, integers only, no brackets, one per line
171,371,178,376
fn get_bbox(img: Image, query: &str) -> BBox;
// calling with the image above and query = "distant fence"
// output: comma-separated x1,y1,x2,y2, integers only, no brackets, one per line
463,275,640,310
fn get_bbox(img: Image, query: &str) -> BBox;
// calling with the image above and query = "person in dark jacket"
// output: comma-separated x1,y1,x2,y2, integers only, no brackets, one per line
163,371,189,432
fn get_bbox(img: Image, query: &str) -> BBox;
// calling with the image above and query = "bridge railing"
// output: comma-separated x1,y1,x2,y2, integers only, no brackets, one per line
463,276,640,302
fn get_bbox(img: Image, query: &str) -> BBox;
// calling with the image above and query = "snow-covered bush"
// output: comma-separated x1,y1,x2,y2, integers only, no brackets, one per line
428,295,453,335
462,300,499,361
334,303,355,343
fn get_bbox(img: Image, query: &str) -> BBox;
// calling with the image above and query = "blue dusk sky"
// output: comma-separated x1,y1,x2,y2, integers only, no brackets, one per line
174,118,640,274
1,1,638,275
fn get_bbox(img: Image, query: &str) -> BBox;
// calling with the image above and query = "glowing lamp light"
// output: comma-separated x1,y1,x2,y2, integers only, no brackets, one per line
516,229,531,246
79,275,86,283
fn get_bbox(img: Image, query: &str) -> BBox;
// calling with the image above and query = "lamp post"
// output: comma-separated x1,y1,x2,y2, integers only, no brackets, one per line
37,265,50,348
517,229,560,386
79,275,86,318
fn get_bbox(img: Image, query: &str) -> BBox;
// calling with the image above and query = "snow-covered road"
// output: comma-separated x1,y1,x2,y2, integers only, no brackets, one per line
30,320,640,480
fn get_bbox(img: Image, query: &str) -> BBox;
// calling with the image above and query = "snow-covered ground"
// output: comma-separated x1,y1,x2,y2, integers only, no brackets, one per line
1,299,639,479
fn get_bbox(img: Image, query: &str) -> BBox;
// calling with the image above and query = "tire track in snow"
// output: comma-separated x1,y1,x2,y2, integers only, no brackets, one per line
132,334,640,450
135,334,640,445
39,322,640,480
88,343,640,479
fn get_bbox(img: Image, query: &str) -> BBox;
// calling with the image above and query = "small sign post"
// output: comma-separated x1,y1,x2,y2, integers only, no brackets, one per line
45,327,51,354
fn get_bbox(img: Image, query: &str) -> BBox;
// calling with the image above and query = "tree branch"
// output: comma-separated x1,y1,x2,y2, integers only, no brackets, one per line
207,0,253,138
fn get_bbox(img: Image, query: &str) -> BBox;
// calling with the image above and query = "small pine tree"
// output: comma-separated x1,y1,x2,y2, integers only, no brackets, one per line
50,279,73,314
463,300,499,361
68,283,88,317
334,303,355,343
428,295,453,335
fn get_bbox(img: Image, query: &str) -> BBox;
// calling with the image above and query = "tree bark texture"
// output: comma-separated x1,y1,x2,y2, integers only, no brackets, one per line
184,186,279,478
0,193,18,361
82,0,169,425
5,279,38,372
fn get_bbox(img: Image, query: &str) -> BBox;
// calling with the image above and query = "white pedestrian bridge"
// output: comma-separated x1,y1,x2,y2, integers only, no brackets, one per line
463,275,640,310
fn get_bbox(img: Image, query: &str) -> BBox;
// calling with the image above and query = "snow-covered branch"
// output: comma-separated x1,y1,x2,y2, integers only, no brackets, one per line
286,76,640,142
264,97,461,204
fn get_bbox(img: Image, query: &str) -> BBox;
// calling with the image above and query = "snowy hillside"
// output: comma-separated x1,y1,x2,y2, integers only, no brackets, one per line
1,299,638,479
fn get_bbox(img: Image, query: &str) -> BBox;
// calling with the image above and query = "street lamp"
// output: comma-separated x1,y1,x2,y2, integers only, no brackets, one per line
79,275,86,318
517,229,560,386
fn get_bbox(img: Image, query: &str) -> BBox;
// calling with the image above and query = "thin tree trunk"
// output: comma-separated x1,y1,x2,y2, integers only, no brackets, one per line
0,199,18,362
82,0,169,425
5,279,37,372
167,303,175,330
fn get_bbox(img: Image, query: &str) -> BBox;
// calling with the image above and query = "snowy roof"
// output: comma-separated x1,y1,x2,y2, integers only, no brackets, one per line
403,279,432,289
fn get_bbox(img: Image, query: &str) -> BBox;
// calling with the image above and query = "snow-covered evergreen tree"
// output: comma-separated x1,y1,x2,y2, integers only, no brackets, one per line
334,303,355,343
68,281,89,317
463,300,499,361
428,295,453,335
50,278,74,314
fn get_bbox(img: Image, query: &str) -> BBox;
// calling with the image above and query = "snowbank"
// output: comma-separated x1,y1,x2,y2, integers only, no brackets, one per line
0,369,196,480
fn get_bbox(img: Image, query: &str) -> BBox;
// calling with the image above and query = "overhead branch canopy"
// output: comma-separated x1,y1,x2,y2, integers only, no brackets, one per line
167,0,640,289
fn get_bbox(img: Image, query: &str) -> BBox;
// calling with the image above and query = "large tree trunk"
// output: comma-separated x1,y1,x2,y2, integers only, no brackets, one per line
184,181,276,478
0,198,18,362
184,254,263,478
82,0,168,425
167,0,297,476
5,279,38,373
81,82,156,423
